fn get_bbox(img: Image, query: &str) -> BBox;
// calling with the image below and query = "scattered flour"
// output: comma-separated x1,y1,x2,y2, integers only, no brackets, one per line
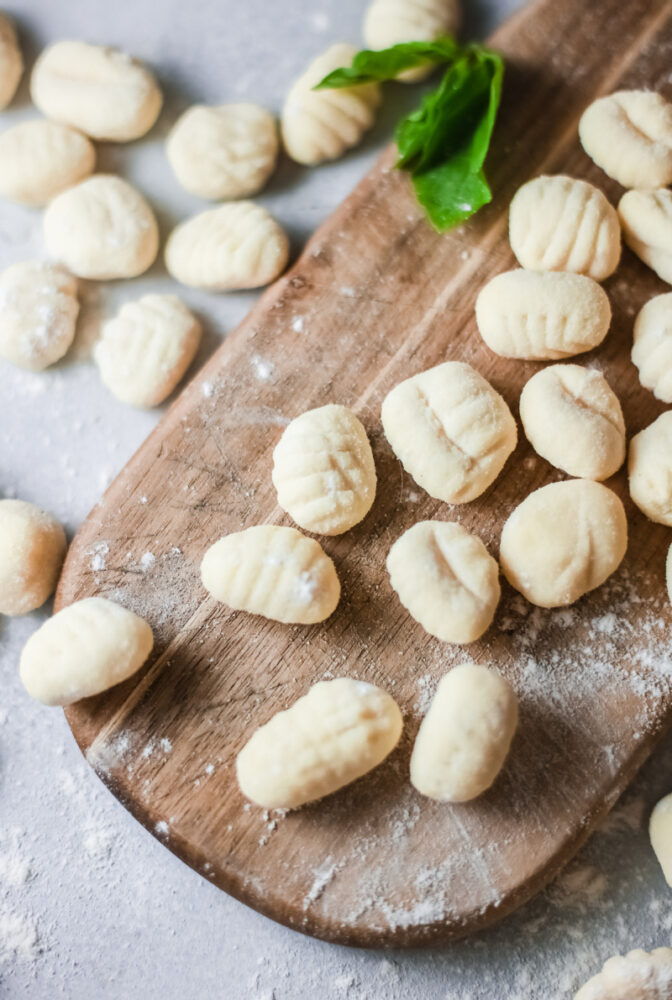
0,913,40,966
251,354,274,381
139,551,156,573
90,541,109,572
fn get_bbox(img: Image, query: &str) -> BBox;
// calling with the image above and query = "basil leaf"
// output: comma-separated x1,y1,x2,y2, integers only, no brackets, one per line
314,37,459,89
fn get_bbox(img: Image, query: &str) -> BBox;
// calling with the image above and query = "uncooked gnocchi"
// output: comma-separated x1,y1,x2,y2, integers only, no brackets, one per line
0,14,22,110
94,294,201,408
632,294,672,403
509,175,620,281
386,521,500,643
618,189,672,285
0,260,79,372
411,663,518,802
0,120,95,207
44,175,159,281
381,361,517,504
31,40,162,142
650,793,672,888
629,412,672,526
165,202,288,291
0,499,66,616
272,404,376,536
201,525,340,624
363,0,460,81
20,596,153,706
579,90,672,189
281,44,381,166
499,480,627,608
166,103,278,200
476,270,611,360
573,948,672,1000
237,677,403,809
519,364,625,481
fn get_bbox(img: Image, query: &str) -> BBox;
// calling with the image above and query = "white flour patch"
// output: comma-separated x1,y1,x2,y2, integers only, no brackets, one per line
291,315,305,333
201,380,214,398
0,829,31,886
0,912,40,965
90,541,109,572
139,551,156,573
251,354,274,381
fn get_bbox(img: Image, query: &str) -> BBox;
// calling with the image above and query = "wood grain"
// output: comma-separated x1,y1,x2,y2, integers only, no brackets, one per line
56,0,672,948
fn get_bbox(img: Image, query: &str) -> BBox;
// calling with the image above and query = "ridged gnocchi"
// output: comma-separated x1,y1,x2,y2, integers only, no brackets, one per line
0,120,95,207
0,14,22,110
0,499,67,616
363,0,460,81
573,948,672,1000
0,260,79,372
579,90,672,189
632,294,672,402
629,412,672,526
618,189,672,285
650,793,672,887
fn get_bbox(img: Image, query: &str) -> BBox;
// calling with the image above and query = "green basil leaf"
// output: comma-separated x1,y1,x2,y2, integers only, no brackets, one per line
314,37,459,89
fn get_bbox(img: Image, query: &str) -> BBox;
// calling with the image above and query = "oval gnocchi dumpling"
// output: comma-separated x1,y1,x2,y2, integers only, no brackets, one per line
201,525,340,624
0,499,67,616
0,260,79,372
0,120,95,207
628,411,672,526
272,404,376,536
363,0,460,81
579,90,672,189
632,293,672,403
237,678,403,809
0,14,22,110
573,948,672,1000
381,361,517,504
650,792,672,887
476,269,611,360
281,43,381,166
165,202,289,291
618,189,672,285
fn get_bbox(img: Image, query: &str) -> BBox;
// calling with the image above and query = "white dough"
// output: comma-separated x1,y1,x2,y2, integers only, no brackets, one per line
579,90,672,189
0,14,22,110
629,411,672,526
410,663,518,802
632,293,672,403
31,40,162,142
0,260,79,371
499,480,627,608
165,202,288,291
281,44,381,166
476,269,611,360
519,364,625,481
237,677,403,809
0,499,67,616
272,404,376,536
44,175,159,280
619,189,672,285
650,793,672,888
363,0,460,82
0,119,95,207
381,361,517,504
166,103,278,200
20,596,153,706
573,948,672,1000
386,521,500,643
94,294,201,408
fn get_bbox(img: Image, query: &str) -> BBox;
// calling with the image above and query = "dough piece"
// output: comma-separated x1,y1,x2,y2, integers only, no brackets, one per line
363,0,460,82
0,14,22,109
629,412,672,525
20,596,153,706
509,175,620,281
0,261,79,372
476,269,611,360
0,499,66,616
44,175,159,280
166,103,278,200
632,293,672,403
237,677,403,809
201,525,340,624
619,189,672,285
0,120,95,207
386,521,500,643
519,364,625,481
573,948,672,1000
579,90,672,189
31,40,162,142
281,43,381,166
165,202,288,290
500,480,627,608
272,404,376,536
650,793,672,887
410,663,518,802
381,361,517,504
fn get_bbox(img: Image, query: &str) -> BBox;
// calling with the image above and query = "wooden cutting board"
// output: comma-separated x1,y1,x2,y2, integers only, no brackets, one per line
56,0,672,948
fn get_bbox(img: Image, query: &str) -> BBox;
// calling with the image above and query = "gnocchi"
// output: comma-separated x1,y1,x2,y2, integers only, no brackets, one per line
632,293,672,403
0,499,67,616
573,948,672,1000
499,480,627,608
629,412,672,526
0,120,95,207
381,361,517,504
237,678,403,809
618,189,672,285
165,202,289,291
94,294,201,408
272,404,376,536
579,90,672,189
201,525,340,624
281,44,381,166
363,0,460,82
650,793,672,888
0,14,22,110
386,521,500,643
20,596,153,706
0,260,79,372
476,269,611,360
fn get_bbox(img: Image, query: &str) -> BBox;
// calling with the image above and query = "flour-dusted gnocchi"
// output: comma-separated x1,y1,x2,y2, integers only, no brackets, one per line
44,175,159,281
281,44,381,166
165,202,289,291
0,499,67,616
579,90,672,189
237,678,403,809
31,40,162,142
410,663,518,802
573,948,672,1000
387,521,500,643
632,294,672,403
476,270,611,360
272,404,376,536
0,14,22,110
201,525,340,624
519,364,625,481
166,103,278,200
381,361,517,504
363,0,460,81
0,120,95,207
500,480,627,608
619,189,672,285
0,260,79,371
509,175,621,281
629,412,672,526
20,596,153,706
650,793,672,887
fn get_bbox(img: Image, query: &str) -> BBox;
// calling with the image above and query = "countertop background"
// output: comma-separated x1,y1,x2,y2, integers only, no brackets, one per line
1,1,672,997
